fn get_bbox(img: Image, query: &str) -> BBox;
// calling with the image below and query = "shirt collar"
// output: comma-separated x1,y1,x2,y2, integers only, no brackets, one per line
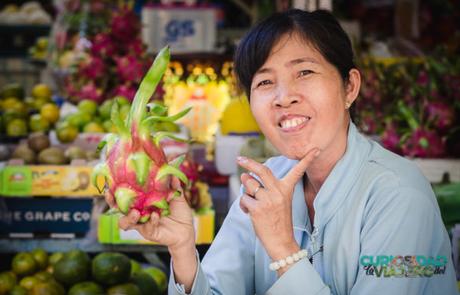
289,121,370,232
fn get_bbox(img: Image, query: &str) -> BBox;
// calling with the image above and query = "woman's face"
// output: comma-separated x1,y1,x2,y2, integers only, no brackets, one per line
249,33,356,160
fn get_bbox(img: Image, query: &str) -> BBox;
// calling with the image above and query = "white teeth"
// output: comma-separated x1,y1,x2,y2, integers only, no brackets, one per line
280,117,308,129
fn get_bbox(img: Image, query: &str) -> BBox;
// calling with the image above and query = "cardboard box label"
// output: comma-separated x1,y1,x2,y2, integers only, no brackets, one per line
1,166,101,197
0,197,93,235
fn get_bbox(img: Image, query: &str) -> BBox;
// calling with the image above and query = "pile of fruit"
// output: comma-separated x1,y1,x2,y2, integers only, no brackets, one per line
3,132,98,165
0,248,167,295
0,83,59,138
29,37,49,61
55,97,128,144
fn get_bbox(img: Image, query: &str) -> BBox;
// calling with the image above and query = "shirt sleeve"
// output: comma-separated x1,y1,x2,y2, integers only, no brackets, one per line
168,192,256,295
266,258,331,295
350,186,459,295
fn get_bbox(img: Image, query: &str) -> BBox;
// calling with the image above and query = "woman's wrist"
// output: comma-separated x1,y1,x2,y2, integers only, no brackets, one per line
268,242,301,262
169,241,196,259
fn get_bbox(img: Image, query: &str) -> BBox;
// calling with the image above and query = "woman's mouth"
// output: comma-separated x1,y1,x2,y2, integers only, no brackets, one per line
278,115,311,132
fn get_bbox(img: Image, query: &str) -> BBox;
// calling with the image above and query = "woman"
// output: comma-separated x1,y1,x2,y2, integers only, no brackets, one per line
115,9,458,295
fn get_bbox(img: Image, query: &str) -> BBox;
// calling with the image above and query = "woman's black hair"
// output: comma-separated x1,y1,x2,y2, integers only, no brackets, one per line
234,9,356,99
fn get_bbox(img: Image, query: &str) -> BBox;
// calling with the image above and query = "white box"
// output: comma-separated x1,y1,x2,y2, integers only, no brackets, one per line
141,6,216,53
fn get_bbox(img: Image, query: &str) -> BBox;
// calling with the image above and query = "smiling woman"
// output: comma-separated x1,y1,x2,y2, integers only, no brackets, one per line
115,9,458,295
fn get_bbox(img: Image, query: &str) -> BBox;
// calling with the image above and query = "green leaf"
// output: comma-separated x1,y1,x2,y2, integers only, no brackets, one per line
397,100,419,131
170,154,186,169
127,46,170,130
114,187,137,214
147,102,168,116
155,164,188,185
97,133,119,154
128,152,152,186
142,107,192,126
153,131,188,146
151,199,169,210
91,163,109,194
111,102,129,135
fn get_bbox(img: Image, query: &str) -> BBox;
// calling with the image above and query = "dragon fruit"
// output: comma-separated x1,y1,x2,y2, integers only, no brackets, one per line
112,83,137,102
79,81,103,103
91,33,116,57
91,47,191,222
416,70,429,87
425,101,454,130
110,7,140,43
381,123,401,154
79,55,106,80
402,127,445,158
115,55,146,83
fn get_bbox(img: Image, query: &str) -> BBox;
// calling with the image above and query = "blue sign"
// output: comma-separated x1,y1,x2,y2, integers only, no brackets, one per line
164,19,195,43
0,197,93,235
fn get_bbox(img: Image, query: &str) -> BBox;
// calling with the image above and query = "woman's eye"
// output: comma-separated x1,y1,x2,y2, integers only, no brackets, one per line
256,80,272,88
298,70,313,77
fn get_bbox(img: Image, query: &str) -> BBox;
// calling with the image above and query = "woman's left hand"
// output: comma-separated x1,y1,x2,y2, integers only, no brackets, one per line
237,148,319,262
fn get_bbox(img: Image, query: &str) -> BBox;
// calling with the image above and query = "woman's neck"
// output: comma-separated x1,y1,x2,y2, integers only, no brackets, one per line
306,120,350,195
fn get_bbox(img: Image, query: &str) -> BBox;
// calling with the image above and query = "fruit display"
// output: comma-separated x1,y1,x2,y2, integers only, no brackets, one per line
0,2,51,25
0,83,59,138
92,46,192,222
51,2,153,104
29,37,49,61
54,97,129,144
6,132,97,165
0,248,167,295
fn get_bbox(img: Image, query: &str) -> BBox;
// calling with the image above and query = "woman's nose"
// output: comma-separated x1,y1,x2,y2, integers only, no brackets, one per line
274,86,299,108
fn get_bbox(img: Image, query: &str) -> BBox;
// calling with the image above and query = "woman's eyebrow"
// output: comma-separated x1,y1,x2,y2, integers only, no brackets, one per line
254,67,273,76
285,57,319,67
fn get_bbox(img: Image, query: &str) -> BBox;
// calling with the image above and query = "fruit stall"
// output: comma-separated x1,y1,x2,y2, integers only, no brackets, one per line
0,0,460,294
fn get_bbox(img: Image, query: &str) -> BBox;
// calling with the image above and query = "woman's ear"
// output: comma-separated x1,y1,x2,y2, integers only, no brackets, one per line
344,68,361,108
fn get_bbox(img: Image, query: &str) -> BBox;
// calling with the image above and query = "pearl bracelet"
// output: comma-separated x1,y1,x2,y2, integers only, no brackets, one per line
269,249,308,271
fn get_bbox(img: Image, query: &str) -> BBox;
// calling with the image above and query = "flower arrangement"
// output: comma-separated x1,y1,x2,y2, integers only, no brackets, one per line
356,49,460,158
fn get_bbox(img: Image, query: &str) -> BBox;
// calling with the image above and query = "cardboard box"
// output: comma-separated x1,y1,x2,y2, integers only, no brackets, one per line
0,165,103,197
98,210,215,245
0,197,93,237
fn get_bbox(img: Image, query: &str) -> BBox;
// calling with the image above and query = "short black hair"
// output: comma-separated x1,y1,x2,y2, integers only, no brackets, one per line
234,9,356,99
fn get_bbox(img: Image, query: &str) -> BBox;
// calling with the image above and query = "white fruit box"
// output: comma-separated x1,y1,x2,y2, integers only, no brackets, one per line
411,158,460,183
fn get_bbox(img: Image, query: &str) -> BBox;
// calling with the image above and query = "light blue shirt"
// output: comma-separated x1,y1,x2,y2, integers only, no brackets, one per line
169,122,459,294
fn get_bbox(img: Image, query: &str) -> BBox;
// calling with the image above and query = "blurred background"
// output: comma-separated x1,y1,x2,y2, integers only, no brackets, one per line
0,0,459,294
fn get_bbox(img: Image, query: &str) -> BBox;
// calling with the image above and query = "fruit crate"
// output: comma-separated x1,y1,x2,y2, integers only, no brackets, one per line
98,210,215,245
0,164,103,197
0,197,93,239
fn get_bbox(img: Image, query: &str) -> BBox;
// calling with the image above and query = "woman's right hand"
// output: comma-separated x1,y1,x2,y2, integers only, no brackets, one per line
105,177,196,253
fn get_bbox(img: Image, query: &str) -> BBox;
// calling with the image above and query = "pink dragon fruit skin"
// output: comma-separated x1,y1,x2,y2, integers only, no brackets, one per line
79,81,103,103
425,101,454,130
91,33,116,57
113,84,137,101
402,127,445,158
79,55,106,80
417,70,429,87
110,7,140,43
381,124,402,154
127,38,146,56
115,55,146,83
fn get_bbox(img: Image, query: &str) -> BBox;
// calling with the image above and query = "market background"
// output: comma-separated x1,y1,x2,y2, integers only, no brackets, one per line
0,0,459,294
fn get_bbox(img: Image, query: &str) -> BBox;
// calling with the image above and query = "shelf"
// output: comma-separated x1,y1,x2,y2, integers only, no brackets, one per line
0,238,169,253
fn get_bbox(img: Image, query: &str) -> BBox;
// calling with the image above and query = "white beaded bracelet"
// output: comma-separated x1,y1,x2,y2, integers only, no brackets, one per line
269,249,308,271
